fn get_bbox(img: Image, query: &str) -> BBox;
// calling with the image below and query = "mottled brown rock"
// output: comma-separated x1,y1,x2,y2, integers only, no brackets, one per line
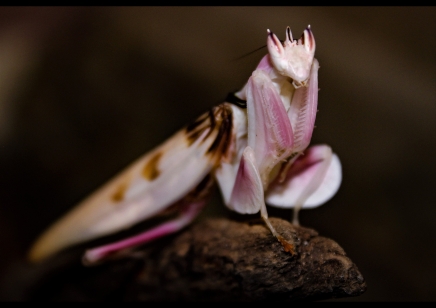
26,217,366,301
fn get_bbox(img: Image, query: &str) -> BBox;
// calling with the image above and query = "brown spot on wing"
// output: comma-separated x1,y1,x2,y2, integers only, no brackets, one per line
207,106,232,156
111,181,128,203
206,104,234,164
184,103,234,166
142,151,163,181
185,109,216,146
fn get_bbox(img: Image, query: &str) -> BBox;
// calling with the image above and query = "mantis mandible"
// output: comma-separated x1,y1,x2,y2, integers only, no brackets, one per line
29,26,342,265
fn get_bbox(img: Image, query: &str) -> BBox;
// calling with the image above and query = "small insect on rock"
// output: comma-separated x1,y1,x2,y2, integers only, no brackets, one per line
28,26,342,265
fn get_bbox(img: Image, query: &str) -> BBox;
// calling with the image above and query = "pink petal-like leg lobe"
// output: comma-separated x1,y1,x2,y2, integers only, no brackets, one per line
266,144,342,225
228,147,264,215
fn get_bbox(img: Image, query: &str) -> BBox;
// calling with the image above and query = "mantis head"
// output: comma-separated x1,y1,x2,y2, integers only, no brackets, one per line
267,26,315,88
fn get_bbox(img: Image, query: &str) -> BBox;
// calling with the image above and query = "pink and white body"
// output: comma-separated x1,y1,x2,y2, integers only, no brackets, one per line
28,26,342,265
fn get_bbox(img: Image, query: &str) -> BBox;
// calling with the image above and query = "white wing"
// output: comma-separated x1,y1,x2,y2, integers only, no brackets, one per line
29,103,234,262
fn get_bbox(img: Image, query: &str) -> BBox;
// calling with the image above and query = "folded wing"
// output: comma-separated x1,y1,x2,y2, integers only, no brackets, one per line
29,104,234,262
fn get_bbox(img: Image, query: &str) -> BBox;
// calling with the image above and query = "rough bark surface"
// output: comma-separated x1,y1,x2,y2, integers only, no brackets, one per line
26,217,366,301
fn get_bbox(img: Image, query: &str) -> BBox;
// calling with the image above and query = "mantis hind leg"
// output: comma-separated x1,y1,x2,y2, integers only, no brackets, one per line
83,174,215,265
83,199,207,265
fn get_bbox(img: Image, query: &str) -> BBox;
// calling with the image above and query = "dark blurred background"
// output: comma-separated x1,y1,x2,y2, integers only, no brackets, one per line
0,7,434,301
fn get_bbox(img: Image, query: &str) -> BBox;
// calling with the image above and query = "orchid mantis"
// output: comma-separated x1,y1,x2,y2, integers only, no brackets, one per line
28,26,342,265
